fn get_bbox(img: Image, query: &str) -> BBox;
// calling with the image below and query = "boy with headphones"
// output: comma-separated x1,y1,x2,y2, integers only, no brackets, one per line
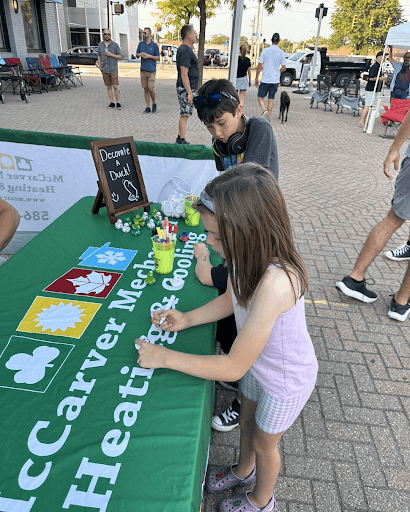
193,79,279,432
193,78,279,180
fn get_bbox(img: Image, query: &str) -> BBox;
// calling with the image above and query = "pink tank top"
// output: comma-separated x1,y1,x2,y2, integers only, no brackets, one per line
232,268,318,399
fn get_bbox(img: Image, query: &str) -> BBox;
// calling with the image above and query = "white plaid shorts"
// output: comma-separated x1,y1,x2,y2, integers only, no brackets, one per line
241,370,316,434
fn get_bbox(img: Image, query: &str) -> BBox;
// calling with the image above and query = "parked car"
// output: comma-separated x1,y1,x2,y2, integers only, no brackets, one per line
61,46,98,66
203,49,228,67
159,44,178,63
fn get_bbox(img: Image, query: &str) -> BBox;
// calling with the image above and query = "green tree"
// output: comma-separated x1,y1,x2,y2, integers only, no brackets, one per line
279,38,293,52
329,0,404,53
240,36,249,47
210,33,229,44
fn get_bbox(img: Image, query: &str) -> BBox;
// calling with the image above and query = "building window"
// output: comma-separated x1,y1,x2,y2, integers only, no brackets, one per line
21,0,45,52
0,1,11,51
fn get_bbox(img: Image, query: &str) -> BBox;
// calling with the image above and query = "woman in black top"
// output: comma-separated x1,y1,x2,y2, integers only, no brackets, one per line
235,45,252,108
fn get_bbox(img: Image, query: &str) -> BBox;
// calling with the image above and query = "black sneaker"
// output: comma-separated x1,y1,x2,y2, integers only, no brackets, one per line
143,107,151,114
335,276,378,303
107,102,115,109
212,398,240,432
384,242,410,261
388,296,410,322
176,136,190,144
217,380,239,392
152,103,157,113
116,103,122,110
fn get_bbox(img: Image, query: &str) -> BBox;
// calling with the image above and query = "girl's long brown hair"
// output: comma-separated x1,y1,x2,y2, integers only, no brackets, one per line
194,163,308,307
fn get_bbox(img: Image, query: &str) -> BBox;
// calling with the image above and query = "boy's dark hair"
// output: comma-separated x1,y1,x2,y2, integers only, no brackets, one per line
376,50,384,58
196,79,240,124
181,24,194,41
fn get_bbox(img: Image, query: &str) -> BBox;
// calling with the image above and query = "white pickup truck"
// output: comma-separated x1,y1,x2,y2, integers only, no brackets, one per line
281,47,372,88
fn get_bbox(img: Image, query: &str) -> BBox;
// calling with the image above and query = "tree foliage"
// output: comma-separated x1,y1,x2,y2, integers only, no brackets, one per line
329,0,404,53
156,0,218,27
210,33,229,44
278,38,293,52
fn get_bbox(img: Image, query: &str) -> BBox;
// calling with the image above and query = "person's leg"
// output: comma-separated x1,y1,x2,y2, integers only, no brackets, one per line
350,208,405,281
148,84,156,105
395,261,410,305
359,105,369,127
113,84,120,103
144,87,150,108
107,85,114,103
239,90,246,108
232,394,258,479
178,115,189,139
248,426,284,509
258,96,266,113
266,98,274,120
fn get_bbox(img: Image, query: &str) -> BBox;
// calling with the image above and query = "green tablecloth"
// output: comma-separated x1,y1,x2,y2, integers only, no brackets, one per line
0,197,221,512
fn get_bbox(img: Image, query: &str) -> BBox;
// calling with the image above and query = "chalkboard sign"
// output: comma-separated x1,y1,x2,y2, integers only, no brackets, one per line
90,136,152,223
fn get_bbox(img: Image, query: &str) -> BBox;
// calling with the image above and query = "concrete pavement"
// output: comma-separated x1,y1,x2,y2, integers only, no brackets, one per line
2,72,410,512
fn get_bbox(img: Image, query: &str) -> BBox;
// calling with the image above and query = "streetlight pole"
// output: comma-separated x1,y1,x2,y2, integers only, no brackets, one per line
307,3,327,91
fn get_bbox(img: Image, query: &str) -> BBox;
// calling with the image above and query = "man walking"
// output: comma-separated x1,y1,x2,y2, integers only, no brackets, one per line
175,24,198,144
136,28,160,114
336,108,410,322
389,46,410,99
97,29,122,110
254,32,286,121
359,51,387,128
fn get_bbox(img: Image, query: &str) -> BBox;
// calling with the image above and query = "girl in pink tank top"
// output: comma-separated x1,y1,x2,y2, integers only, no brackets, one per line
136,163,317,512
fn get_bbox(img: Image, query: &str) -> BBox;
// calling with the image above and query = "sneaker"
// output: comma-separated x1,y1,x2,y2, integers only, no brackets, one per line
262,110,269,119
152,103,157,113
217,380,239,392
143,107,151,114
335,276,378,303
116,103,122,110
176,136,190,144
384,242,410,261
107,102,115,109
212,398,240,432
388,296,410,322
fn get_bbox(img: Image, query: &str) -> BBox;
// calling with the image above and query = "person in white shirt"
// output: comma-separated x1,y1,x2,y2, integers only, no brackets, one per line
254,33,286,121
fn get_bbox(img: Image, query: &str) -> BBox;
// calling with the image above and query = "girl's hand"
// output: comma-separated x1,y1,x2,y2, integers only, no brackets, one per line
151,308,188,332
193,242,209,260
135,339,167,369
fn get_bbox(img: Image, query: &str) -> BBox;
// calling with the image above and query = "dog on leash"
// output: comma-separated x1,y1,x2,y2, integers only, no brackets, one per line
279,91,290,123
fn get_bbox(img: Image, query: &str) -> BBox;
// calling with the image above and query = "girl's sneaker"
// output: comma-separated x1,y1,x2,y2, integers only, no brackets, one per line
218,491,276,512
212,398,241,432
388,297,410,322
205,463,256,494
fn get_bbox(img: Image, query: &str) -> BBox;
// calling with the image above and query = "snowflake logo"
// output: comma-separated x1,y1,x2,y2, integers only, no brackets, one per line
95,250,127,266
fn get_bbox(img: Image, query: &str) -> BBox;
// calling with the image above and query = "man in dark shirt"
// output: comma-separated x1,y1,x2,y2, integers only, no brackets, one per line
136,27,160,114
359,51,387,127
175,24,198,145
389,47,410,99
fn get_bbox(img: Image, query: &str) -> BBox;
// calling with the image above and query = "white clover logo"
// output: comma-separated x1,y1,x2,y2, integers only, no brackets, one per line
5,346,60,384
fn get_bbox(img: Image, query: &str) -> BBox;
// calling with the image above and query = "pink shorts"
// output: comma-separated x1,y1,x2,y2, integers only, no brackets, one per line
241,370,316,434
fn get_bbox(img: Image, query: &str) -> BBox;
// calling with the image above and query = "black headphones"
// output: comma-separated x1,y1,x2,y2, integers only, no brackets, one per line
212,114,250,157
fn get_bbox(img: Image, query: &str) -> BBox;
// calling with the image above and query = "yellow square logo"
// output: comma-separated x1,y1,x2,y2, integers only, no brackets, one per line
16,296,101,339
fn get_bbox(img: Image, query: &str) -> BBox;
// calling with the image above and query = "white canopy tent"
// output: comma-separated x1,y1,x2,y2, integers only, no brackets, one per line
365,22,410,133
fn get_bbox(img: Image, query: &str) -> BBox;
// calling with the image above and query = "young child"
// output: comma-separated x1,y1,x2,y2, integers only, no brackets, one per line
193,78,279,181
136,163,318,512
193,78,281,431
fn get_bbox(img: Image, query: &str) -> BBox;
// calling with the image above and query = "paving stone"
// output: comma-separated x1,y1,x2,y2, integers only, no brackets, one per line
390,336,410,358
318,388,344,420
326,421,371,442
274,477,313,503
335,375,361,406
375,381,410,397
342,339,378,353
282,416,306,456
371,427,405,469
306,438,355,461
384,469,410,491
312,481,342,512
350,363,376,392
364,487,410,512
284,455,334,481
334,462,367,509
360,392,403,410
328,350,364,364
288,505,315,512
364,353,389,380
343,406,387,426
354,444,387,487
388,368,410,382
386,411,410,447
301,402,327,438
317,361,351,376
378,344,402,368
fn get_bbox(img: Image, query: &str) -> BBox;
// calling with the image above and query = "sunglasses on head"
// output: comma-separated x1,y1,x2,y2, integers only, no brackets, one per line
193,91,238,109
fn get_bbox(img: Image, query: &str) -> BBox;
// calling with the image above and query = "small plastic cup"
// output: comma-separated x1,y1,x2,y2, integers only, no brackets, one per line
152,236,176,274
184,195,200,226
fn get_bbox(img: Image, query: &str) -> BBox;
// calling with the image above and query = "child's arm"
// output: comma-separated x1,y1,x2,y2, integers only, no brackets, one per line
193,242,213,286
0,199,19,251
137,267,297,381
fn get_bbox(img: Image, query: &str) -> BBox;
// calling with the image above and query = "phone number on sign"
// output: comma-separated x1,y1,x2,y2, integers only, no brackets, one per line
21,211,49,221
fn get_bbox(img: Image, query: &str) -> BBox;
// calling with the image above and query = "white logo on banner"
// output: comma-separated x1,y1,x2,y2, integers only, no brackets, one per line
6,346,60,384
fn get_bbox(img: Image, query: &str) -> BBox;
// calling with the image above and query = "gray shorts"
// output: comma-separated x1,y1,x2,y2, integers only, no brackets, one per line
177,86,196,116
392,157,410,220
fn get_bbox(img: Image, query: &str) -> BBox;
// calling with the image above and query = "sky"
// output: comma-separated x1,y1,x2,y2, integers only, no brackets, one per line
137,0,410,45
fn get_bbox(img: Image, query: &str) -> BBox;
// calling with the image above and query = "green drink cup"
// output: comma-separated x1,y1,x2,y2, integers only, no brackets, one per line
184,195,200,226
152,236,176,274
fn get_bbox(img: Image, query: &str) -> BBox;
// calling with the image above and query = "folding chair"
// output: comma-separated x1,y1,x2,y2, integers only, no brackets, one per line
49,54,71,88
38,54,64,90
58,55,83,86
381,98,410,138
0,55,28,102
5,57,42,95
335,79,361,116
26,57,56,92
310,75,332,111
